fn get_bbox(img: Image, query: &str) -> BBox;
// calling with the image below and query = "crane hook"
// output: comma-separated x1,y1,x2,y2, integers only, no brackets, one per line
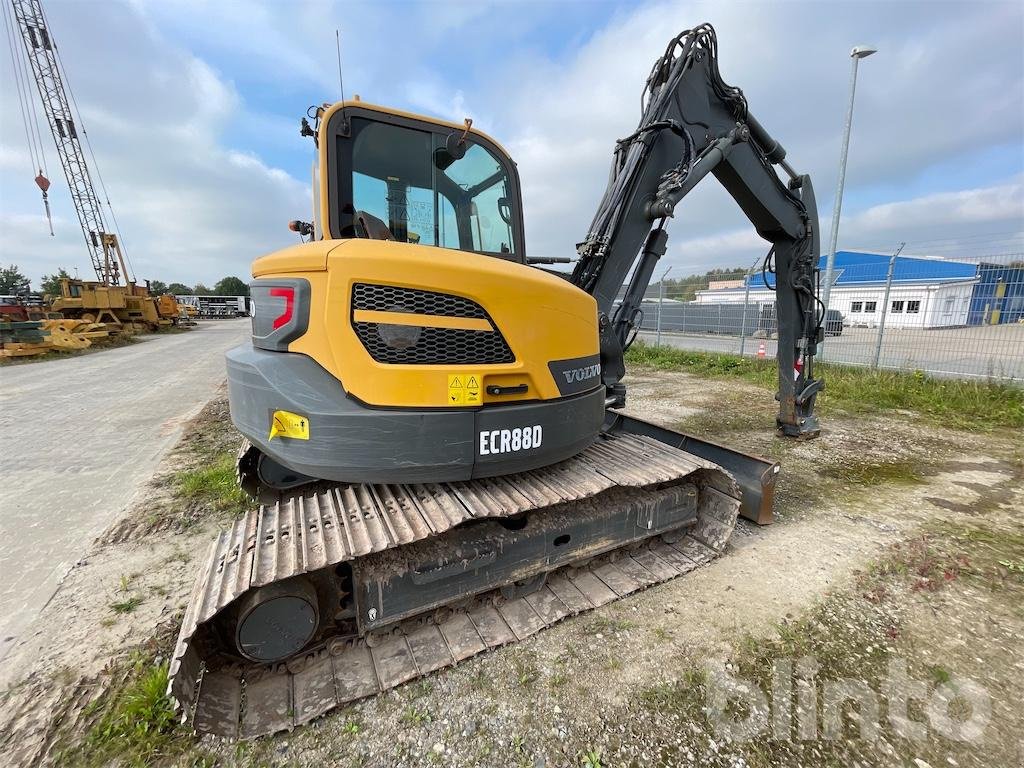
34,171,54,236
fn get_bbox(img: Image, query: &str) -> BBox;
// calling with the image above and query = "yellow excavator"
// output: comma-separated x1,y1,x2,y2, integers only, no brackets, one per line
171,24,824,739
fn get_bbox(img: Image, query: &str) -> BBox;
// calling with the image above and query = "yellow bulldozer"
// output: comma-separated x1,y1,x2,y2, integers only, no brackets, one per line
47,277,182,333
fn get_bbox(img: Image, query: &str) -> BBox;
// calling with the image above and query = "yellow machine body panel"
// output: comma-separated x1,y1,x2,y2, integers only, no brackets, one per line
256,238,599,408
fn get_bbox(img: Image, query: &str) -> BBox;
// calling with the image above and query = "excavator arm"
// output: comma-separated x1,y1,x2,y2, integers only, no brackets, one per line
573,24,822,438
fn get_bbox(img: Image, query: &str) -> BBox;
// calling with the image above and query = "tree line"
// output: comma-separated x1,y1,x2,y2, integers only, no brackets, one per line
0,264,250,297
656,266,748,301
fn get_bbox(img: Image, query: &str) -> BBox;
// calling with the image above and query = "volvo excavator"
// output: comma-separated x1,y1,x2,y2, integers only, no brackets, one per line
170,24,824,739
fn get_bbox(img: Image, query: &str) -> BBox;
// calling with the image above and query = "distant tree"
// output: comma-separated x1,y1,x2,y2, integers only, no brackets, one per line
193,283,213,296
214,276,250,296
0,264,31,295
659,266,748,302
148,279,169,295
40,268,72,296
167,282,192,295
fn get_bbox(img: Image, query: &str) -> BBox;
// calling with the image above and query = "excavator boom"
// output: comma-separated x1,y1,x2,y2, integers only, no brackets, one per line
574,25,821,436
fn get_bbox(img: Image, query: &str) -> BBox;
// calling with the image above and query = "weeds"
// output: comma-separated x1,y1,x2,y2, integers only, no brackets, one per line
588,614,636,634
511,654,539,688
174,452,250,517
652,626,673,642
109,595,144,614
626,342,1024,431
549,671,569,689
59,659,190,767
400,706,431,726
818,457,926,486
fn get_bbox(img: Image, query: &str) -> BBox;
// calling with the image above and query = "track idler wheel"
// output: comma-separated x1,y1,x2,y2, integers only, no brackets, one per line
234,577,320,663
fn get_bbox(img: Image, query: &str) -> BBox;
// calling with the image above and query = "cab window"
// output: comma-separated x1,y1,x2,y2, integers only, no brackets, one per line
341,116,518,259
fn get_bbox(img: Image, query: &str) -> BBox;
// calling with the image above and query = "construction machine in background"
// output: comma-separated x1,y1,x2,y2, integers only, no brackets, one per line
171,24,824,738
9,0,174,334
47,276,181,333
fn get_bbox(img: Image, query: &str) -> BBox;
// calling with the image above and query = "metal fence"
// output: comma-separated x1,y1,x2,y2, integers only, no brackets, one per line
637,252,1024,381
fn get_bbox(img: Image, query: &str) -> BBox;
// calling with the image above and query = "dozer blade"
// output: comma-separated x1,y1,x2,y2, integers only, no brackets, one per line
169,419,768,740
603,412,780,525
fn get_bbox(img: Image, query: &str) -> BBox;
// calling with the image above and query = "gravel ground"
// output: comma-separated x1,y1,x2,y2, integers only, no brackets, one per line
1,366,1020,767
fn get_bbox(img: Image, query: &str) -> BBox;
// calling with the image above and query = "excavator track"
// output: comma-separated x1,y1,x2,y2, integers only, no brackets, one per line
170,431,741,739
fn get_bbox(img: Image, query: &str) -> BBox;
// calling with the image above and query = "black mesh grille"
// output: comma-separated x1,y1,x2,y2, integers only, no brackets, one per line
352,283,486,319
351,283,514,365
353,323,514,365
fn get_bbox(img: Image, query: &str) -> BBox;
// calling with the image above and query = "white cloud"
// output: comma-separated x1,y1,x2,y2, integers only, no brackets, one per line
1,0,1020,291
855,178,1024,231
671,177,1024,270
0,0,309,287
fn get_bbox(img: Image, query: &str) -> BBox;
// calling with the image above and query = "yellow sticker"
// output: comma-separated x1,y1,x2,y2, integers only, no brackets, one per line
447,372,481,406
268,410,310,441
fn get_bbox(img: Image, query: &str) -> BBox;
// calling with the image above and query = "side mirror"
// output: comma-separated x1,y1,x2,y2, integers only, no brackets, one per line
434,132,469,171
445,131,468,161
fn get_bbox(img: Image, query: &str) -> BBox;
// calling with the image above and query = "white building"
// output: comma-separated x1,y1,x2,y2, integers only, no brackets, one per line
694,251,979,329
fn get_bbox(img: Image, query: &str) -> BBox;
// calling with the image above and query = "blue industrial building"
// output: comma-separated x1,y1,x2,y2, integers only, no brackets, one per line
968,263,1024,325
699,251,983,328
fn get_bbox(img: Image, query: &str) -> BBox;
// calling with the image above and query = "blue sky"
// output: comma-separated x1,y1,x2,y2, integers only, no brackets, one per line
1,0,1022,286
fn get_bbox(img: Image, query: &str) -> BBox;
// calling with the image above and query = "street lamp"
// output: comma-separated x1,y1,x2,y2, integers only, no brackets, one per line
820,44,877,328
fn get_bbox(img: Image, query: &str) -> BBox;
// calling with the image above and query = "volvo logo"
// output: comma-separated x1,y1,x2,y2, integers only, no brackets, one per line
562,364,600,384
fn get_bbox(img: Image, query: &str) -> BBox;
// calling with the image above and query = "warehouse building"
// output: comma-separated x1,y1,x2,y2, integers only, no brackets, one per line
694,251,980,329
968,263,1024,325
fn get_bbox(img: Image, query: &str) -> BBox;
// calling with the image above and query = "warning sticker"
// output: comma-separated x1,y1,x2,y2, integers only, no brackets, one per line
268,410,310,441
447,373,481,406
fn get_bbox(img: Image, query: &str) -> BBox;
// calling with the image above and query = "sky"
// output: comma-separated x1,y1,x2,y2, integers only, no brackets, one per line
1,0,1022,289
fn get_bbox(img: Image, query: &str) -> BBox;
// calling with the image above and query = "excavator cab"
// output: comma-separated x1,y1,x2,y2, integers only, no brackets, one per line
324,104,525,263
228,101,605,488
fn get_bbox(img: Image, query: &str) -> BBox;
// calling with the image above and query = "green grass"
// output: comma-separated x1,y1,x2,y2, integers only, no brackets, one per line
626,342,1024,431
818,457,927,486
109,595,144,615
174,451,250,515
61,659,194,767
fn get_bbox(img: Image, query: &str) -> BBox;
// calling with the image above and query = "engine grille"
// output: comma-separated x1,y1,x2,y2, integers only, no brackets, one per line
354,324,514,365
351,283,514,365
352,283,486,319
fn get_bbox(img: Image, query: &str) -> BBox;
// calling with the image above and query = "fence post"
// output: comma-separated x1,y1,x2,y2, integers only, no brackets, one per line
738,255,760,356
655,266,672,347
656,279,663,346
872,242,904,369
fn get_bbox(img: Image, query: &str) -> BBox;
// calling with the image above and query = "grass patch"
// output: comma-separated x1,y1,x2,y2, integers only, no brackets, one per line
626,342,1024,431
511,653,539,688
58,655,196,767
109,595,144,614
174,451,250,516
588,614,636,634
400,705,432,726
818,457,926,486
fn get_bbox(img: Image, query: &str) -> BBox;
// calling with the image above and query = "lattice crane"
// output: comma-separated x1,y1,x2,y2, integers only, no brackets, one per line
9,0,128,285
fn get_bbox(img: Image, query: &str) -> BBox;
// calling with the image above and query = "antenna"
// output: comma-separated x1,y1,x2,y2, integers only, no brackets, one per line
335,29,346,103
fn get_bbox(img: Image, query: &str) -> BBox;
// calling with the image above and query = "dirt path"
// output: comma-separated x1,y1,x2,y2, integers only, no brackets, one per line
0,319,251,661
0,367,1019,767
